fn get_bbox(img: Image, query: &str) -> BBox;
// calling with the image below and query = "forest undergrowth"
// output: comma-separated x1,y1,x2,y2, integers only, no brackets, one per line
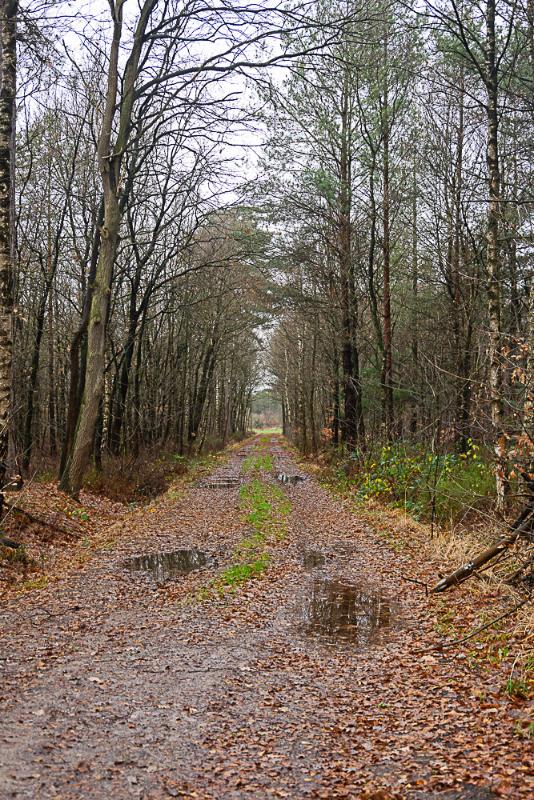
293,441,534,706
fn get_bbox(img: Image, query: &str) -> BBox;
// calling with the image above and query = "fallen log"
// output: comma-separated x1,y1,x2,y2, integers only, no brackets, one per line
432,507,534,593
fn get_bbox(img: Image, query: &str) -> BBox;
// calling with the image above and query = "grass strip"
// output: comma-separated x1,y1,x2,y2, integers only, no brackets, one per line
242,453,273,474
211,478,291,592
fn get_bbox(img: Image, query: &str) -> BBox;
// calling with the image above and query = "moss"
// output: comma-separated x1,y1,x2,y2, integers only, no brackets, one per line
19,574,50,592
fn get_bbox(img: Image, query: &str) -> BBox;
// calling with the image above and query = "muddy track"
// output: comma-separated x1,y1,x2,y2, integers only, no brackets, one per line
0,437,532,799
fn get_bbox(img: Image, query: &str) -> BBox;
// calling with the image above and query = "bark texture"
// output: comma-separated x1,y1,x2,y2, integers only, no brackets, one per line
0,0,16,505
484,0,507,512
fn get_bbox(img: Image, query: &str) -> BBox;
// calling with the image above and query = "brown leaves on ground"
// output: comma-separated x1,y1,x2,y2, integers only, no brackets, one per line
0,437,532,799
0,480,128,593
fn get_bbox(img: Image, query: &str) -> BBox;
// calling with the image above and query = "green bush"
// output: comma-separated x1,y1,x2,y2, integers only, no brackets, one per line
342,439,494,524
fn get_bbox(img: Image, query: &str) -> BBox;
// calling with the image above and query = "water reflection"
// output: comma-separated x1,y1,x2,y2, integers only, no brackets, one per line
277,473,306,485
297,577,394,646
200,476,240,488
127,549,207,583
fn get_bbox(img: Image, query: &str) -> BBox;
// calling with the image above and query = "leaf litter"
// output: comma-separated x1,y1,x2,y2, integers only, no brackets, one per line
0,436,532,799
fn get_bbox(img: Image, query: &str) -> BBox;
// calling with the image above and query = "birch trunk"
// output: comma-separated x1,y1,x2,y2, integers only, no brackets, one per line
485,0,507,512
0,0,16,508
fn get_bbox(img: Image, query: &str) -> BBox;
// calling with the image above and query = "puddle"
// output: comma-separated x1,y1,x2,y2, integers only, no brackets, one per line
303,550,326,569
296,577,395,646
200,476,240,488
277,473,306,485
126,549,207,583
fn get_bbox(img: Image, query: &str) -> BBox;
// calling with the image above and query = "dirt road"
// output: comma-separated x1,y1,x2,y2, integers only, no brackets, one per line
1,437,532,799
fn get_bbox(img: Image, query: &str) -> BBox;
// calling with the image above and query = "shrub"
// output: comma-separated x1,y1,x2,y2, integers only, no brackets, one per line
341,439,494,525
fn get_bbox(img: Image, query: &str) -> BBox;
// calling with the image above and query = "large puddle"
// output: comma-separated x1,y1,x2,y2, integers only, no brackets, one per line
126,549,207,583
296,577,395,646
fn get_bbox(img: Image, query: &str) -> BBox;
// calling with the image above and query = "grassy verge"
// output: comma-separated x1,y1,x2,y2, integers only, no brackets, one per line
207,478,291,594
309,447,533,707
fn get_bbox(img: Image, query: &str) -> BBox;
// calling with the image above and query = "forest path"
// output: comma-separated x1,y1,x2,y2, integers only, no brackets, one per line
0,436,531,799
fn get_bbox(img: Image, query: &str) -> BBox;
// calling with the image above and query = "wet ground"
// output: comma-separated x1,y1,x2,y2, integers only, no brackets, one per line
126,549,209,584
295,576,396,646
0,436,532,799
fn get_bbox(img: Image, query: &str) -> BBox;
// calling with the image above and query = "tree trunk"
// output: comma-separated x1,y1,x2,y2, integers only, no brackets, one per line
109,312,138,455
367,154,384,360
485,0,507,512
47,275,57,456
0,0,17,508
59,197,103,476
452,71,468,451
59,0,157,496
188,342,217,450
524,273,533,435
339,74,362,447
60,194,121,495
22,287,48,472
409,145,419,436
381,35,393,439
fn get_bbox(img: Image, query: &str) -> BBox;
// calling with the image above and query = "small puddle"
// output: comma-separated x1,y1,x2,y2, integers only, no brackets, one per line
126,549,207,583
296,577,395,646
200,476,240,488
303,550,326,569
277,473,306,485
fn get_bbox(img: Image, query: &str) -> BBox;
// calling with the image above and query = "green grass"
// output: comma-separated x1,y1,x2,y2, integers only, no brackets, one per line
243,453,273,474
515,721,534,739
239,479,290,538
506,678,530,699
208,477,291,595
19,575,50,592
217,555,270,588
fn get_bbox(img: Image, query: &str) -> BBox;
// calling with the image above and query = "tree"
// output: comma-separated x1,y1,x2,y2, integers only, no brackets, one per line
58,0,352,495
59,0,159,495
423,0,526,508
0,0,17,510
